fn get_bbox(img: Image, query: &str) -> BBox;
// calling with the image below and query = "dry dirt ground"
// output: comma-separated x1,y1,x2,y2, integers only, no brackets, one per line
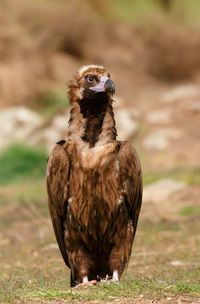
0,180,200,304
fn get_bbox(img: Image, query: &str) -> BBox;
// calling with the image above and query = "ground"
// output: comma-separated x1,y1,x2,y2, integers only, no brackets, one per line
0,175,199,303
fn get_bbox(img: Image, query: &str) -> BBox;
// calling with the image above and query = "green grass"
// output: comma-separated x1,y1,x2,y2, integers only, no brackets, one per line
107,0,160,23
1,272,200,303
24,278,168,300
169,281,200,293
0,144,47,185
172,0,200,25
143,166,200,186
179,206,200,216
106,0,200,25
0,189,199,303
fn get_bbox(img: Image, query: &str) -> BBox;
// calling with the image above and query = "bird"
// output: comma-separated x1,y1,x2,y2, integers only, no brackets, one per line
46,65,143,287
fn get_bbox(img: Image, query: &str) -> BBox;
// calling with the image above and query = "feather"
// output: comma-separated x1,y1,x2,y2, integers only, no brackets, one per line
46,66,143,287
46,140,70,267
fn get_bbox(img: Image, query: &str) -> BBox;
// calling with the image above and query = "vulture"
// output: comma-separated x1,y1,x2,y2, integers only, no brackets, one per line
46,65,143,287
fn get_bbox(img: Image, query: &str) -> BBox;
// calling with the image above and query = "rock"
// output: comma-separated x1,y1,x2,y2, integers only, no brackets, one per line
0,106,42,150
115,108,139,140
143,179,186,204
31,111,70,152
146,109,171,124
143,128,182,150
162,84,200,103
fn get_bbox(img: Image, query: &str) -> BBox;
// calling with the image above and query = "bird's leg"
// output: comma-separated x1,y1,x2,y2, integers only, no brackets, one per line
83,276,88,284
108,221,134,282
112,270,119,282
68,246,97,287
108,247,126,282
82,276,97,286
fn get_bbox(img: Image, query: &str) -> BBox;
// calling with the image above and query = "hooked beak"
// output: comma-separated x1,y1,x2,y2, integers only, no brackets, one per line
89,76,115,94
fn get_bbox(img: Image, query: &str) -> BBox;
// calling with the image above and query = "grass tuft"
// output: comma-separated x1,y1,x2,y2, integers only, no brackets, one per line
0,144,47,185
143,166,200,186
179,206,200,216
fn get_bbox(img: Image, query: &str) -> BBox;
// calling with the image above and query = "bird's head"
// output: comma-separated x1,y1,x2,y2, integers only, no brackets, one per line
68,65,115,103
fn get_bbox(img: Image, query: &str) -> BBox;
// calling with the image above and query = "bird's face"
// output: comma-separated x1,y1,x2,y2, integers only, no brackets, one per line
73,65,115,100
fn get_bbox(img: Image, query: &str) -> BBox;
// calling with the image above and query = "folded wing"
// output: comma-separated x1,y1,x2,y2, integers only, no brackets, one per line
118,141,143,238
46,140,70,267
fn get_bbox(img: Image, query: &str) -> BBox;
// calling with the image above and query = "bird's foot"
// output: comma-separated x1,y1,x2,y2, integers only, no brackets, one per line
99,274,109,284
75,281,97,288
75,276,97,288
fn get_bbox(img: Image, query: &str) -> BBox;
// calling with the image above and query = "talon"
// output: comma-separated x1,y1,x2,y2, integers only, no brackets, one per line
75,280,97,288
99,274,110,284
85,280,97,286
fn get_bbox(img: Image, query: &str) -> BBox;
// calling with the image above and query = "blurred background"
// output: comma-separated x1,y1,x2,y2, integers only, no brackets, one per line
0,0,200,302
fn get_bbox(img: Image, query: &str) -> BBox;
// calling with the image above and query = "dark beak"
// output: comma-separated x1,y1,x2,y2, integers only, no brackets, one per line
104,79,115,94
89,76,115,94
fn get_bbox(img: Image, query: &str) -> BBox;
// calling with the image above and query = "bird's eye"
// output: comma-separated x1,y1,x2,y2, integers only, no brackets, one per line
86,75,95,83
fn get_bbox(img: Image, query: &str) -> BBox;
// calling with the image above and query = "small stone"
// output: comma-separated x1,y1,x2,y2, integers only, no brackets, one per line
170,260,183,266
157,280,166,285
108,296,117,299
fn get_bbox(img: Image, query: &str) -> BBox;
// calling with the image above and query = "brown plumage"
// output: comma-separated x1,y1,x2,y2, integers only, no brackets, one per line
46,65,143,287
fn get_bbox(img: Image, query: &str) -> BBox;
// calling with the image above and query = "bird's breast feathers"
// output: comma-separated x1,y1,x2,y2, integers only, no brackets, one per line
66,141,124,233
68,140,119,170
